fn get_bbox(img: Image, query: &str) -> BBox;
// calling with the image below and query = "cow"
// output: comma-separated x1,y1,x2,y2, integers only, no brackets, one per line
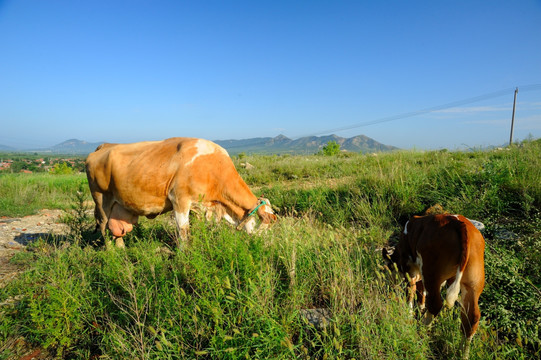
85,137,277,247
382,214,485,359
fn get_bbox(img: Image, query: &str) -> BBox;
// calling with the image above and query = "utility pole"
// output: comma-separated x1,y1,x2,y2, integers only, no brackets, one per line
509,87,518,146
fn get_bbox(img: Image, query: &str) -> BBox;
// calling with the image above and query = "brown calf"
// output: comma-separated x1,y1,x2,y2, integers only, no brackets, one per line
383,214,485,359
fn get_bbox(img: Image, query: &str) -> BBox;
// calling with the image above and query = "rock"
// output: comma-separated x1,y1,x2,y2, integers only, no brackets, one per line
467,219,485,232
240,162,254,170
493,227,519,241
300,308,331,329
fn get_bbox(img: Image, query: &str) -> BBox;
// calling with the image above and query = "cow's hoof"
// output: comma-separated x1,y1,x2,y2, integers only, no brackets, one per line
422,312,434,326
114,237,125,249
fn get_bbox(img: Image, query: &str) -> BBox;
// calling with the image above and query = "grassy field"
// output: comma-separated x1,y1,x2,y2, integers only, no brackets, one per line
0,140,540,359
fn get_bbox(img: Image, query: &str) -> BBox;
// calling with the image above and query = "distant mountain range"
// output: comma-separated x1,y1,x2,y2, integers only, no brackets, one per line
214,134,398,155
0,144,17,152
0,135,398,155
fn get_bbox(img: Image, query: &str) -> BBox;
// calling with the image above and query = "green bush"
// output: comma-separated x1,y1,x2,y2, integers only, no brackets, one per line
320,140,341,156
50,162,74,175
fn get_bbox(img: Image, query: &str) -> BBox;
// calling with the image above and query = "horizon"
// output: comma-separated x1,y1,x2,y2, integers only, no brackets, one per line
1,1,540,150
0,133,396,152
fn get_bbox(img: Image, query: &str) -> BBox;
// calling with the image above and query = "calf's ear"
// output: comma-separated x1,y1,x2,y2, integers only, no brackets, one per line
382,247,394,261
381,248,393,273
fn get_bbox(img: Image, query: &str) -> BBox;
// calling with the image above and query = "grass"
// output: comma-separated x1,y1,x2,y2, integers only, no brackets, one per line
0,173,89,217
1,139,540,359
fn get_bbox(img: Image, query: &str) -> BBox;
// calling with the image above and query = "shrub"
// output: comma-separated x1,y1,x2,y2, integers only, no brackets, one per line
50,162,74,175
320,140,341,156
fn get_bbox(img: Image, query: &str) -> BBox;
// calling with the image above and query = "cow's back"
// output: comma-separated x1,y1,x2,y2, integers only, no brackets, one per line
408,215,470,280
86,138,238,216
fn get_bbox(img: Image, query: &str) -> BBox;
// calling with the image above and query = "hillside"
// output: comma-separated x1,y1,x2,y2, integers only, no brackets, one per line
0,139,540,359
48,139,103,154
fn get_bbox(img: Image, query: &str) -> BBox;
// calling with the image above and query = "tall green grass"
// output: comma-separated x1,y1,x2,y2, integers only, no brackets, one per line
1,218,430,359
0,173,88,217
1,139,540,359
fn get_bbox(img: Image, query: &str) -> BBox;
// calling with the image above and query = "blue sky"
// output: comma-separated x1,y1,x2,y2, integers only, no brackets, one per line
1,0,540,150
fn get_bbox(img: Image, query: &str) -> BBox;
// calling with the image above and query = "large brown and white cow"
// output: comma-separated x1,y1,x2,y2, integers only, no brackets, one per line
383,214,485,359
85,137,276,247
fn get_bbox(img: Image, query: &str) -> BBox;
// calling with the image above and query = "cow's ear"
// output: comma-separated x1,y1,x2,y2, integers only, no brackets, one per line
260,212,277,225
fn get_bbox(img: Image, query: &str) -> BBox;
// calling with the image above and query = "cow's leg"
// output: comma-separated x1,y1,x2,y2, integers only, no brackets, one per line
114,237,125,248
100,195,116,238
90,191,108,236
173,199,192,245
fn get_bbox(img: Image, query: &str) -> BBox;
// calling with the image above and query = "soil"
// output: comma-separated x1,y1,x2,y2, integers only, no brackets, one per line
0,209,68,287
0,209,68,359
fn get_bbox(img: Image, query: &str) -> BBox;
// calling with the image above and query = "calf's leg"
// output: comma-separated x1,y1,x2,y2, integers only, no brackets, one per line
422,276,445,325
460,285,481,339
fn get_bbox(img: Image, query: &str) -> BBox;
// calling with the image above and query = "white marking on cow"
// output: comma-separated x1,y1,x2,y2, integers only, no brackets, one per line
415,252,424,283
264,204,274,214
403,220,410,235
446,267,463,307
420,290,427,310
453,214,460,219
406,253,424,310
243,217,256,234
440,280,447,290
174,211,190,228
222,213,236,225
185,139,221,166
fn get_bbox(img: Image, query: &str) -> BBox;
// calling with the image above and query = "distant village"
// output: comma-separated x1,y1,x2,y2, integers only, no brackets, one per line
0,155,86,174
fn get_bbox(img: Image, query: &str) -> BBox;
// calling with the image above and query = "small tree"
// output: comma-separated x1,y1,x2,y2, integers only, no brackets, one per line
321,140,341,156
51,162,73,175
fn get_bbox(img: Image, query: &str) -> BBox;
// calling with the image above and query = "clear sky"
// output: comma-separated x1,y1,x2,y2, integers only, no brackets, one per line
1,0,540,150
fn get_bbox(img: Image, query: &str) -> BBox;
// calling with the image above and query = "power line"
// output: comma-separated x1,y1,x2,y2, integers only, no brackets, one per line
219,84,541,151
295,84,541,138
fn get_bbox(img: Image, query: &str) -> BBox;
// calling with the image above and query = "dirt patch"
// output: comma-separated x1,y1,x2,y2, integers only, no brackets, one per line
0,209,68,359
0,209,68,287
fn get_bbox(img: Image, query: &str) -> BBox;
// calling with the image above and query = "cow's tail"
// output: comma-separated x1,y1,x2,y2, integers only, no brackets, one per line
446,216,470,308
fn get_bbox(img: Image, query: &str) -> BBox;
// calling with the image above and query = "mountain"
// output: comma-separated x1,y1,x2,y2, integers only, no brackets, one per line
48,139,103,154
0,144,16,152
215,134,398,155
7,139,105,155
1,135,398,155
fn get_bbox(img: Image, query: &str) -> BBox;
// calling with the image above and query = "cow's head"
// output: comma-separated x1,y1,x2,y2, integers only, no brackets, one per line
256,197,277,231
382,224,411,275
237,197,277,234
382,246,401,272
